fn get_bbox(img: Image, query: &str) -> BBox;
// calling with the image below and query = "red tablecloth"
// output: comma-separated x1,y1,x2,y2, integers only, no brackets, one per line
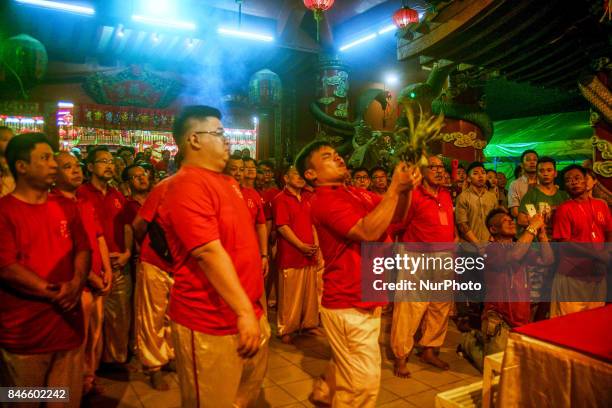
514,304,612,363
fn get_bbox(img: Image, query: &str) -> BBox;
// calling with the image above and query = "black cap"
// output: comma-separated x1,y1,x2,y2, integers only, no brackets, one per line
467,161,485,174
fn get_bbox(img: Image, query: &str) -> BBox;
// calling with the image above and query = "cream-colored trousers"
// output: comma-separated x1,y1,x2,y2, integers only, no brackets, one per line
171,317,271,408
102,267,132,363
82,290,104,388
0,346,83,408
277,265,319,336
135,262,174,371
317,306,382,408
550,273,606,317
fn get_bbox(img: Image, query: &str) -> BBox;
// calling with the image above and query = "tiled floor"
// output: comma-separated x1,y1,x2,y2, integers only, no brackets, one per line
84,313,481,408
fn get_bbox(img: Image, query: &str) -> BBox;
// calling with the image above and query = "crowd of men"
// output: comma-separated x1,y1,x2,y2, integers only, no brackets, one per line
0,105,610,408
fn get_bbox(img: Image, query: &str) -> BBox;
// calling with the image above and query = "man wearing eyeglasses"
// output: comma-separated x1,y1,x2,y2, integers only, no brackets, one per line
78,147,134,367
391,155,457,377
352,167,371,190
158,106,269,407
370,166,389,196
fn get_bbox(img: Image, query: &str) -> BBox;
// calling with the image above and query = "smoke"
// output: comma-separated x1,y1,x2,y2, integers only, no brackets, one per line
179,42,253,118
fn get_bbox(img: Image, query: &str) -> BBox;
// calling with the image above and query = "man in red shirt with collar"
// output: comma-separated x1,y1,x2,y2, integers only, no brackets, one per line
551,164,612,317
78,146,133,365
392,155,457,377
54,151,113,395
0,134,91,406
132,176,176,391
273,165,321,344
158,106,269,407
296,141,420,407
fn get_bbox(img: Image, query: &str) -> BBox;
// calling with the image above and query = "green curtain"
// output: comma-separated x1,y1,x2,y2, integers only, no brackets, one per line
484,111,593,160
483,111,593,184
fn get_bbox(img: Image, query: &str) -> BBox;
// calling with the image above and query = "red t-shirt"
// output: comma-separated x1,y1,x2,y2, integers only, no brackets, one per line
123,198,142,226
77,183,127,253
259,187,281,220
273,188,316,270
138,179,172,271
159,166,263,335
0,194,90,353
241,186,266,226
553,197,612,280
484,243,533,327
402,185,455,246
50,190,104,278
310,185,389,310
155,160,169,172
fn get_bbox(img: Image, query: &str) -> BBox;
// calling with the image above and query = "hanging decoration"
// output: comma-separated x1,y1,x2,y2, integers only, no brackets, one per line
248,69,282,107
82,66,181,109
75,104,175,131
0,34,48,98
236,0,243,27
303,0,335,42
393,2,419,29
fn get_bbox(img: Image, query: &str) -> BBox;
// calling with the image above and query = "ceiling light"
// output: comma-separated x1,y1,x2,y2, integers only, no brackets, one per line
218,27,274,42
378,24,397,34
384,73,399,86
15,0,95,15
132,14,196,30
339,33,377,51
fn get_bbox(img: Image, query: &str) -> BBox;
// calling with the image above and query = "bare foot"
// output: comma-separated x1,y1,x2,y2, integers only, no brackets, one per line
280,334,293,344
394,356,411,378
420,347,449,370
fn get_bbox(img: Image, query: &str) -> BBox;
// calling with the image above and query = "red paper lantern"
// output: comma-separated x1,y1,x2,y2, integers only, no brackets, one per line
393,6,419,28
303,0,335,41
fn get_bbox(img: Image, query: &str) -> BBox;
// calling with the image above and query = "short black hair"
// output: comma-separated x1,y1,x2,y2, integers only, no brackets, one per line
486,207,509,229
486,169,497,174
353,167,369,176
87,146,111,164
520,149,538,163
294,140,333,179
537,156,556,168
369,166,387,177
228,153,244,161
562,164,587,179
257,160,275,170
243,157,257,166
5,133,52,180
282,165,298,176
137,161,155,174
172,105,222,148
467,161,485,175
117,146,135,156
122,164,146,182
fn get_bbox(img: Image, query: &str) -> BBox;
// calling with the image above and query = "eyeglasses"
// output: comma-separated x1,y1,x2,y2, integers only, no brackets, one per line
194,129,225,138
354,176,369,181
428,165,445,171
94,159,114,165
130,174,148,180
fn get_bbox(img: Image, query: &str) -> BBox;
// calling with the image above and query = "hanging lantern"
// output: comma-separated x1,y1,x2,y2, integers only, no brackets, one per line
393,5,419,29
248,69,282,107
303,0,335,42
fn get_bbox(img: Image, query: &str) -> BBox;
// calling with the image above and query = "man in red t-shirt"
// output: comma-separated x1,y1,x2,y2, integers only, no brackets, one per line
54,151,113,395
158,106,269,407
460,208,552,370
273,166,321,344
0,134,91,406
295,141,421,407
78,146,133,365
226,155,269,278
132,177,175,391
392,155,457,377
551,165,612,317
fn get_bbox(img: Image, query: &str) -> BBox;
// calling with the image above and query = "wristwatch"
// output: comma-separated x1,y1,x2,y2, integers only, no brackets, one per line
261,254,268,258
526,226,538,236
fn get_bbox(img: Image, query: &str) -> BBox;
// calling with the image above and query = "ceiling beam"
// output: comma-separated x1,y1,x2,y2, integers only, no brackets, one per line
397,0,496,60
